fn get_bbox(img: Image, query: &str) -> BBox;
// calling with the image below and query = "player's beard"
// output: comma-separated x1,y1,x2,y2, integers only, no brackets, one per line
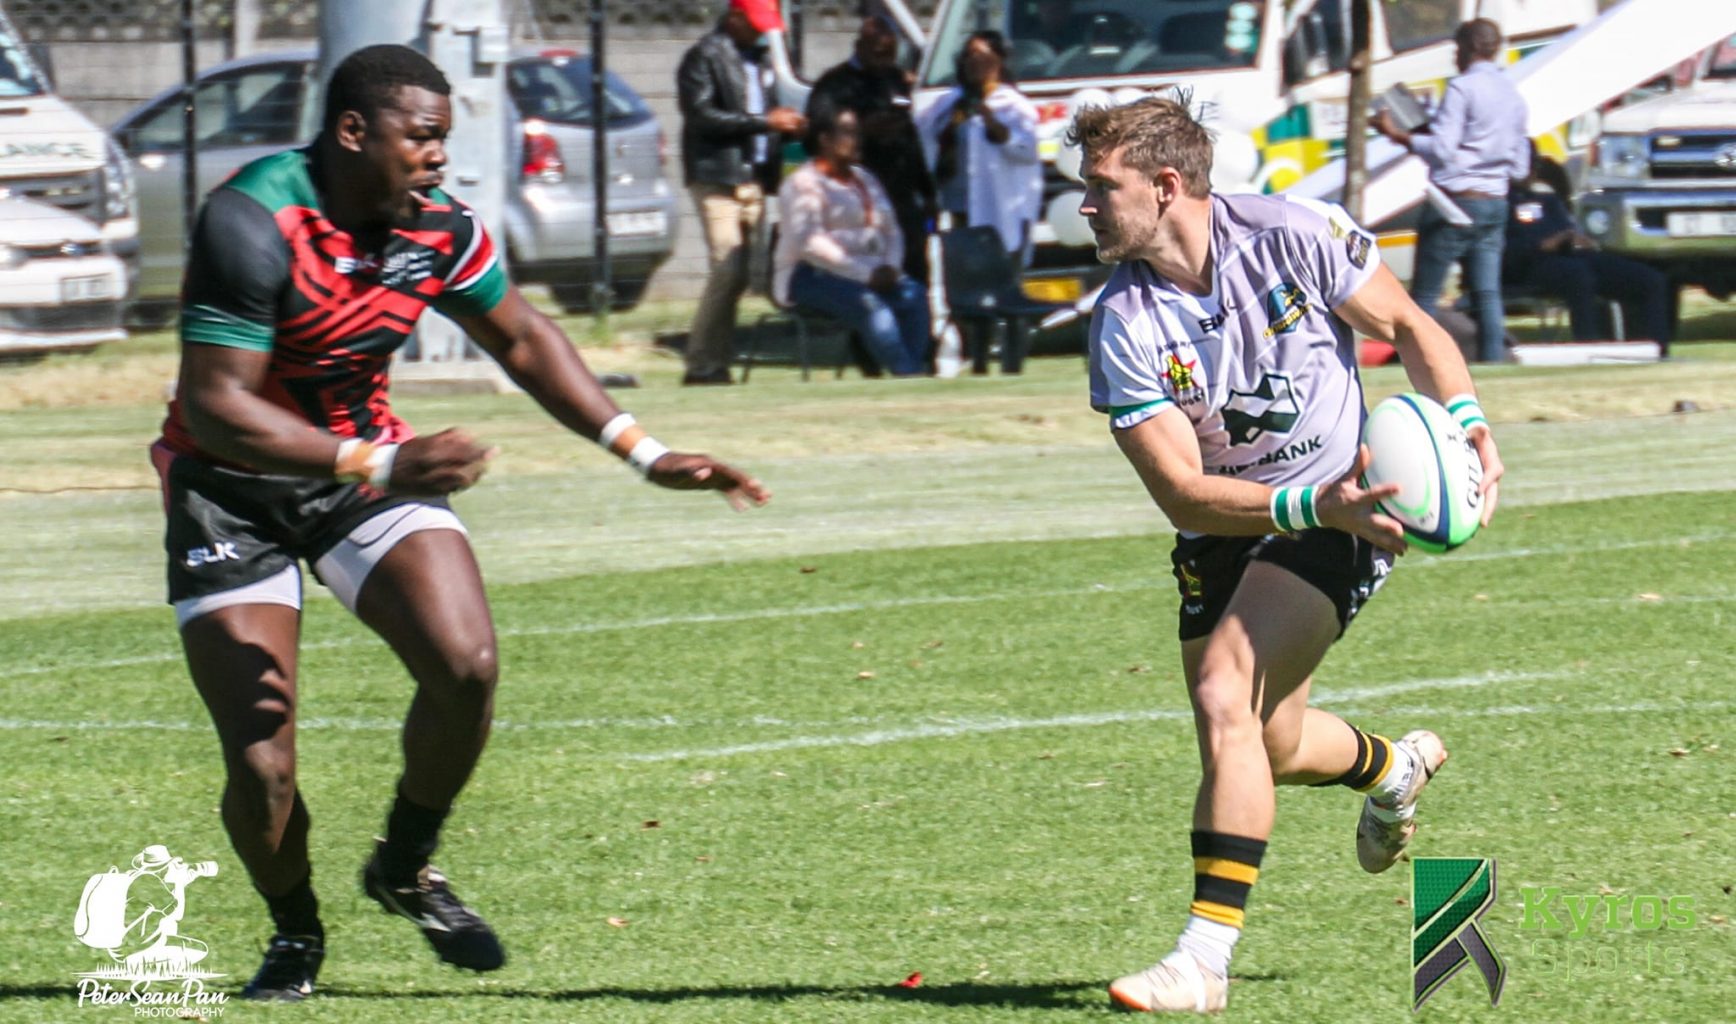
1092,206,1160,264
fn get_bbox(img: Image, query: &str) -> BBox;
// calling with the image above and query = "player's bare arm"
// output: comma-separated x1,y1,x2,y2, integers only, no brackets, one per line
177,343,493,496
1113,406,1406,551
1333,265,1504,525
456,290,771,510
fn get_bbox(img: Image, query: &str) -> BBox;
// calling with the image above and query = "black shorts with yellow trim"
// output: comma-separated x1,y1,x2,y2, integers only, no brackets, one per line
1170,527,1394,642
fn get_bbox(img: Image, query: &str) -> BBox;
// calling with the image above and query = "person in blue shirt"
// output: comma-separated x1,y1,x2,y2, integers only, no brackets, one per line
1374,18,1528,364
1504,144,1674,351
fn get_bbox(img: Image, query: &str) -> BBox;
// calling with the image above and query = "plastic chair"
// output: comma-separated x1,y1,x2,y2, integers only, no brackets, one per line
941,226,1070,374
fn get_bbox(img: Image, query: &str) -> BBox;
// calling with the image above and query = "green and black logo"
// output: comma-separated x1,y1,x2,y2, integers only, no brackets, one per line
1413,857,1505,1010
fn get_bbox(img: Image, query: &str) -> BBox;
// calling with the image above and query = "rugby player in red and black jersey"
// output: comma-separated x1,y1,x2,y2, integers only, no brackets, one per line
152,45,768,1001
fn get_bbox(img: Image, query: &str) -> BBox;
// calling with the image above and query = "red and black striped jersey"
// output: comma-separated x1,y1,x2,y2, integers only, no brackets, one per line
159,148,508,463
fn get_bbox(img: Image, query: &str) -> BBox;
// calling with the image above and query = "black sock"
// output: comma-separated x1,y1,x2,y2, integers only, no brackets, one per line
378,787,449,884
260,872,322,941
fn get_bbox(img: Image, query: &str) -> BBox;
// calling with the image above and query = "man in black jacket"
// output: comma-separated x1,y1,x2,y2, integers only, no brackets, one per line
808,15,935,283
677,0,805,385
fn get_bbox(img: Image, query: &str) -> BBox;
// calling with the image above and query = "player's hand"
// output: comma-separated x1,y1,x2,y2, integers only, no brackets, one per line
389,429,496,496
868,265,901,292
1468,424,1503,527
1315,444,1408,554
645,453,771,511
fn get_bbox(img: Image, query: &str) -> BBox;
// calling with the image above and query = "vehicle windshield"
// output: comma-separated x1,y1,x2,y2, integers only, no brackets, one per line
921,0,1263,88
507,56,650,126
1707,35,1736,80
0,21,48,98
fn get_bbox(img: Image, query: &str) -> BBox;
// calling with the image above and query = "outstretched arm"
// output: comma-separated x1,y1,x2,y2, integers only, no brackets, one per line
454,289,771,509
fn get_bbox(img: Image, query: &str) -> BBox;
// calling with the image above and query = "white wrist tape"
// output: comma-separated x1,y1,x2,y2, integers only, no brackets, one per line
625,436,671,477
366,443,399,489
1270,485,1318,533
598,412,637,449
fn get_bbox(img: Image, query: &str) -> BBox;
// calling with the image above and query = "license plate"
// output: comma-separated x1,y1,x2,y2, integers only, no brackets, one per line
1665,211,1736,237
605,210,667,237
60,274,112,302
1023,276,1083,303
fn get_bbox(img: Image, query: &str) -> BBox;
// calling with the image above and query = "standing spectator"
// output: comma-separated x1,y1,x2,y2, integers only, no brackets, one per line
808,14,936,284
916,30,1043,260
774,102,930,377
1505,143,1674,350
677,0,806,385
1374,18,1529,364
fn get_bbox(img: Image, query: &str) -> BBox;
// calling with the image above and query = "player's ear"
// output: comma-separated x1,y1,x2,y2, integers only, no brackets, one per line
333,109,368,152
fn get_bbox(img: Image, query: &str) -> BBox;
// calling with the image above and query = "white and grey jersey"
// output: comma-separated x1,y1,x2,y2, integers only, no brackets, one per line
1089,192,1381,495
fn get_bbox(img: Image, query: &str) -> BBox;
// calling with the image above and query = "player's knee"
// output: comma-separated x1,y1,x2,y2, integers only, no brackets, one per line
1192,667,1259,741
231,742,296,805
430,640,498,700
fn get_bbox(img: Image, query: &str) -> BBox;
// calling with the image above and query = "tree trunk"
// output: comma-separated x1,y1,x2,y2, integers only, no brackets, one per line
1343,0,1373,222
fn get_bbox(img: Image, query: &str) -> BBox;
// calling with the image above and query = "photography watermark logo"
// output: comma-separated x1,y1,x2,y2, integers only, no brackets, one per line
1412,857,1506,1011
72,845,228,1016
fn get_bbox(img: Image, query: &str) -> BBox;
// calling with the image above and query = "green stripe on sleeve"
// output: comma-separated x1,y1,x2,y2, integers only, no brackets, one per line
437,262,509,319
1107,397,1176,419
180,304,275,352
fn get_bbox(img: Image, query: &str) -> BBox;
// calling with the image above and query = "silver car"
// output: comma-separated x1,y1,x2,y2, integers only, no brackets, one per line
113,48,678,322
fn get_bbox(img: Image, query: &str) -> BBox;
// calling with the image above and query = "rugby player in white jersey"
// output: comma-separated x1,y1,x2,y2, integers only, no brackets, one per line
1070,98,1503,1013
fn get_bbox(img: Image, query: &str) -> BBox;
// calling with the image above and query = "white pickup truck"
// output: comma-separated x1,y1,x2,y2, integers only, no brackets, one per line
1577,36,1736,300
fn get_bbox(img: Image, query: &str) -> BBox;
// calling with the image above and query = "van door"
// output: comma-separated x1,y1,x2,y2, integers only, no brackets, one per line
117,61,309,305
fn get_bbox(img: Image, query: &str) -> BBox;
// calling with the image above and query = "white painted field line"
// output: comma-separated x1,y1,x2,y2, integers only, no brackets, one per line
8,528,1734,684
618,670,1564,763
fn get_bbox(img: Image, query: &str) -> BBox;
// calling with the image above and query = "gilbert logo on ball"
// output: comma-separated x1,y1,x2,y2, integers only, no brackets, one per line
1362,393,1484,553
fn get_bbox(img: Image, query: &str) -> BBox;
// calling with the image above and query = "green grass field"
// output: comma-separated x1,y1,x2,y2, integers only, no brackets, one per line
1,344,1732,1022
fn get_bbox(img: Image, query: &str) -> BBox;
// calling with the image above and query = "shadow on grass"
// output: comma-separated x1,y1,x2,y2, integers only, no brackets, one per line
3,974,1287,1011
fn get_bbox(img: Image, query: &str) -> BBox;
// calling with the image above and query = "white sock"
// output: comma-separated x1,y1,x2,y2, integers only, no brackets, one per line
1174,914,1240,978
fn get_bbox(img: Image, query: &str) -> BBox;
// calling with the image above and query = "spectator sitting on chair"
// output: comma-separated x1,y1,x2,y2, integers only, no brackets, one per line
1504,143,1674,350
808,14,936,285
773,101,931,377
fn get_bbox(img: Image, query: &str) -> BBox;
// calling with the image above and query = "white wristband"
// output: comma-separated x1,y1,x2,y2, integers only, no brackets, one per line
625,436,671,477
366,443,399,489
598,412,637,449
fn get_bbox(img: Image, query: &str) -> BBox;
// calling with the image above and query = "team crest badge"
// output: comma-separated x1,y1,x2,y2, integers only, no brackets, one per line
1165,353,1198,394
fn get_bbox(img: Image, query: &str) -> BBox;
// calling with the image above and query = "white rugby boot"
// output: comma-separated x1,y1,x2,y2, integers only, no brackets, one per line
1356,729,1449,873
1108,951,1228,1014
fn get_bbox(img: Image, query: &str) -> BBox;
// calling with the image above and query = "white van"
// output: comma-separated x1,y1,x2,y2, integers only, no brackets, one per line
911,0,1597,303
0,5,133,356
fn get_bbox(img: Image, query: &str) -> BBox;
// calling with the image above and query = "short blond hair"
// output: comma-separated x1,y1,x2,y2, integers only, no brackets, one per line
1065,96,1215,198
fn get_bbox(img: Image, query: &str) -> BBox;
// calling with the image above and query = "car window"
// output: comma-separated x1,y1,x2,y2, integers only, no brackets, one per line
1707,35,1736,80
0,28,46,98
126,65,306,153
507,57,651,126
1382,0,1458,54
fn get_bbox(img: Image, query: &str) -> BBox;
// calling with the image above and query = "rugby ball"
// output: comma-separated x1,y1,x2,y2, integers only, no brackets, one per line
1361,393,1484,553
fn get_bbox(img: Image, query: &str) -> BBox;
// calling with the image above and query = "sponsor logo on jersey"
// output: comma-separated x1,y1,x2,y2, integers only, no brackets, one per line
1221,371,1301,446
1197,308,1227,334
334,250,436,287
1177,560,1204,599
1213,435,1324,476
1262,282,1310,338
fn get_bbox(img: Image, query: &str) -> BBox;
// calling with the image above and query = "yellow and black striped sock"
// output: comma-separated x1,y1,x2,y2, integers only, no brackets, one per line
1311,724,1397,793
1189,830,1267,930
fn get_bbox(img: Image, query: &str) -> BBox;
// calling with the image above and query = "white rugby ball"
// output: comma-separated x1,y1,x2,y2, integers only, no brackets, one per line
1361,393,1484,553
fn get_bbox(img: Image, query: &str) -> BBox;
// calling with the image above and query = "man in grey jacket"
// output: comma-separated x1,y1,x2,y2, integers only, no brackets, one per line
677,0,805,385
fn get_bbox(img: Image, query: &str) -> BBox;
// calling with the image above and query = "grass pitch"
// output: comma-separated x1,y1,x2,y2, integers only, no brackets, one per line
0,346,1732,1023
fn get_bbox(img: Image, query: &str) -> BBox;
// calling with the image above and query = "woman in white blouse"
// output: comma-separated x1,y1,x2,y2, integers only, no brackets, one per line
916,30,1043,260
773,101,932,377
